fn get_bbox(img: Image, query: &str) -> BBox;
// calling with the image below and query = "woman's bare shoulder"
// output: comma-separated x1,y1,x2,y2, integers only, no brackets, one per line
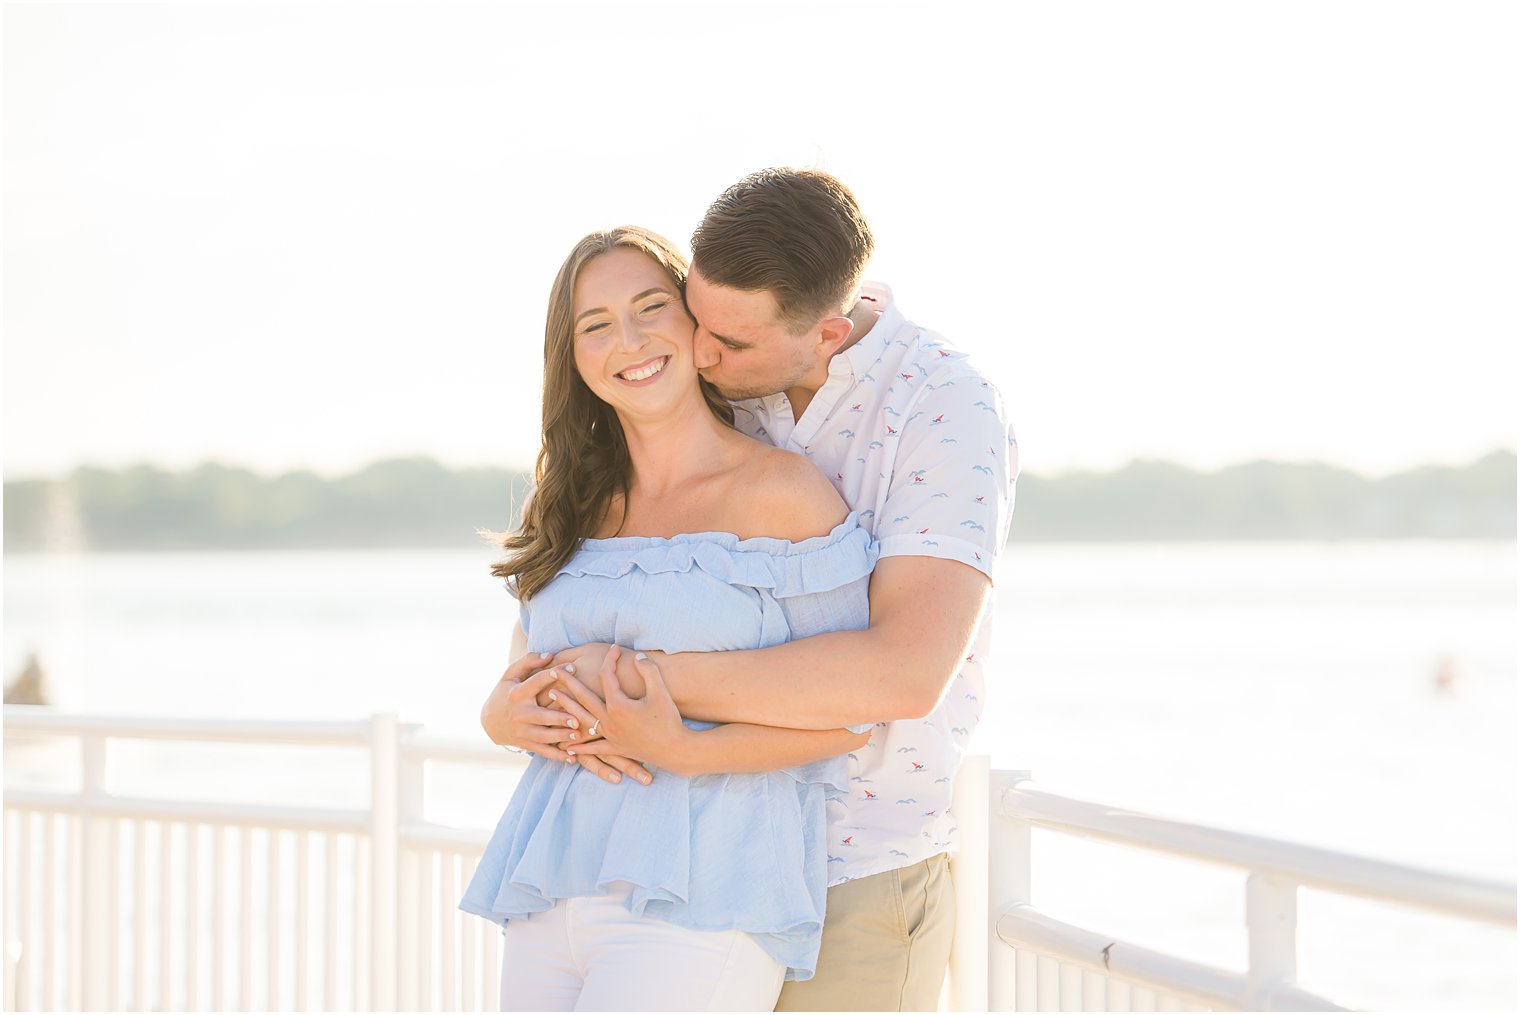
731,445,848,542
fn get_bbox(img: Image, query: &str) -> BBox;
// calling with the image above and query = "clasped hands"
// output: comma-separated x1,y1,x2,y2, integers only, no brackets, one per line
481,642,682,786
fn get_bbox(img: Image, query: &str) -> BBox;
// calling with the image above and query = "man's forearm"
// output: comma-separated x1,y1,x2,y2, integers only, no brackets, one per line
660,556,989,729
659,629,915,729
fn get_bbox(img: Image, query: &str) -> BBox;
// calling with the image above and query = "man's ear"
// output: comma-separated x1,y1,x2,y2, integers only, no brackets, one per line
815,315,855,357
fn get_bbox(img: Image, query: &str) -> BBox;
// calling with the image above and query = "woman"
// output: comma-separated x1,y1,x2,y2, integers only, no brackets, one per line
459,227,877,1012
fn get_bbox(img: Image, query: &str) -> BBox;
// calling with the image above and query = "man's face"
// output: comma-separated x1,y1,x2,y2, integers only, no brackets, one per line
685,267,820,401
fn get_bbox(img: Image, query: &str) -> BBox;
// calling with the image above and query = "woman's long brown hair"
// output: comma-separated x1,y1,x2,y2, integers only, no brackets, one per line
492,227,734,599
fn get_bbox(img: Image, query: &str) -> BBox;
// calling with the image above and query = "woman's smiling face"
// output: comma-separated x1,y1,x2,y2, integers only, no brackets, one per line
571,246,699,418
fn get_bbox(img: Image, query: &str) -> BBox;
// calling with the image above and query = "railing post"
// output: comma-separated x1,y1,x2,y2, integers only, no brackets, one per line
370,713,400,1012
79,734,110,1011
949,755,989,1011
1245,871,1298,1005
397,734,424,1011
989,769,1031,1012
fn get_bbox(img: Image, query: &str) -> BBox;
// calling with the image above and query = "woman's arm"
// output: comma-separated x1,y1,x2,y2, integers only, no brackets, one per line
552,647,869,778
659,722,870,778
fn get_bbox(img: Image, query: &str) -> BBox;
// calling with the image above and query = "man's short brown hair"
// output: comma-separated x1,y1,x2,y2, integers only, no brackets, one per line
690,168,874,333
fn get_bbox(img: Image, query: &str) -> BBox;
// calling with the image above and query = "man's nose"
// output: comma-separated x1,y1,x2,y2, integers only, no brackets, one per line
692,328,720,370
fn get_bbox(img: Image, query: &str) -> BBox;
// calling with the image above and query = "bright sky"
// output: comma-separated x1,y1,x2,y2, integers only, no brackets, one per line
4,1,1516,480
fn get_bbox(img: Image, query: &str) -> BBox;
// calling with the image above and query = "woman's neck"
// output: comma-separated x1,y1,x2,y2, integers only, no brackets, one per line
617,396,739,500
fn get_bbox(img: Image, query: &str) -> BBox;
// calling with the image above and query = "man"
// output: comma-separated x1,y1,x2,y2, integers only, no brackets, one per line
484,168,1017,1011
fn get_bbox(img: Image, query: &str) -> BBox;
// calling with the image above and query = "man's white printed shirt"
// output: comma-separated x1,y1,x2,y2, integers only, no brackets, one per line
733,281,1018,886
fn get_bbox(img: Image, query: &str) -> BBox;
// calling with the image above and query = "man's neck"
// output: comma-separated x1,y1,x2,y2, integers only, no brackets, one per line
838,297,880,354
783,297,883,420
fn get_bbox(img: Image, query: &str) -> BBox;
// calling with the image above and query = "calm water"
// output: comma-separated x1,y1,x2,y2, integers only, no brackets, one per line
4,541,1515,1009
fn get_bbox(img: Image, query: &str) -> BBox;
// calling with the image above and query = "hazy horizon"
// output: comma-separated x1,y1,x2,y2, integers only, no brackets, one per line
4,445,1516,486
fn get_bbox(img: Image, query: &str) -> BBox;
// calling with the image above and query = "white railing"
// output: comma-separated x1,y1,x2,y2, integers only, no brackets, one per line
3,709,520,1012
4,708,1515,1012
953,760,1516,1011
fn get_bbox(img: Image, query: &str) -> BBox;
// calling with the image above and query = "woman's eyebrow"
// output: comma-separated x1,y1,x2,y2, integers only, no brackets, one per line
574,287,671,326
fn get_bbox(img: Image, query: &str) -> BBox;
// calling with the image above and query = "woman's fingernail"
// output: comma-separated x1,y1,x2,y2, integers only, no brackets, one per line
567,731,578,740
639,774,651,785
564,663,576,675
635,652,648,661
547,691,557,703
566,749,576,758
609,773,622,783
566,718,578,729
539,651,552,660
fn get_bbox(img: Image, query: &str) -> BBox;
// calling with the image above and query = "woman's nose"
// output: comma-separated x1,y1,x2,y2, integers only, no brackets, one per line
618,315,651,351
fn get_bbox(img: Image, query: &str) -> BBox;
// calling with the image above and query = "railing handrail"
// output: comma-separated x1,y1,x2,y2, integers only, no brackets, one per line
1,706,521,766
1003,779,1516,926
996,903,1349,1012
2,706,388,746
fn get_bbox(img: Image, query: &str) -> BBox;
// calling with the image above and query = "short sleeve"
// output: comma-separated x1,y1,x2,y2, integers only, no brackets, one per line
875,370,1018,580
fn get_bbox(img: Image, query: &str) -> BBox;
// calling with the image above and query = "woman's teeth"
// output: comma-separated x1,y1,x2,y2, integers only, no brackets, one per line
618,357,668,381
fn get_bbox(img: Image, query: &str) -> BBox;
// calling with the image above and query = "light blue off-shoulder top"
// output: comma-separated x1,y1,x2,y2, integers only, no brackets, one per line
459,514,877,982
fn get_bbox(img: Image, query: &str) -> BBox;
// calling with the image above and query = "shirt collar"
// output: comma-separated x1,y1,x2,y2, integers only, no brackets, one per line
838,280,900,378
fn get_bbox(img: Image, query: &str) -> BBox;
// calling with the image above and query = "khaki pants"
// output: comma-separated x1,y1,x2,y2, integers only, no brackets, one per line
776,853,954,1012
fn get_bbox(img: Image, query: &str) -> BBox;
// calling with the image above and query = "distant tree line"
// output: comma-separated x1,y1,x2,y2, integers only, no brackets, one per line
1013,450,1514,541
3,451,1513,552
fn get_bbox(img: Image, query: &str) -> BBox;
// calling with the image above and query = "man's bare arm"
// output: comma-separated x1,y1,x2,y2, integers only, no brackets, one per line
551,555,989,730
667,555,988,728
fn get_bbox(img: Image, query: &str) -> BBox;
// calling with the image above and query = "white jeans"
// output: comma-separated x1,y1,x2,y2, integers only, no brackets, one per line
498,885,787,1012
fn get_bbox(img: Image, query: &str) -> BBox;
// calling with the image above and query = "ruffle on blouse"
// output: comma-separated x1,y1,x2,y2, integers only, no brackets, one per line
553,512,876,599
